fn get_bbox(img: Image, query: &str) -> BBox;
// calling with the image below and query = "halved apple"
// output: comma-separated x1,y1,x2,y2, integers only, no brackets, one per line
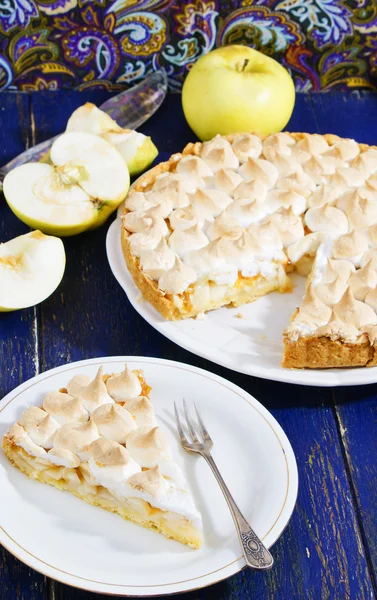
3,132,130,236
66,103,158,176
0,230,65,311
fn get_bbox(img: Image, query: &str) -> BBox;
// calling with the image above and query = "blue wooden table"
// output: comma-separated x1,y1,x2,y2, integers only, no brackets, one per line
1,91,377,600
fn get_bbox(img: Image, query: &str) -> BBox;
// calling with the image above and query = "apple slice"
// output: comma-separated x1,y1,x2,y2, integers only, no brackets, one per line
3,132,130,236
0,231,65,311
66,103,158,176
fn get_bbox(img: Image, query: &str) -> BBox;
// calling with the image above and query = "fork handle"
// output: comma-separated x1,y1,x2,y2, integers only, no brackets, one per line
203,453,274,570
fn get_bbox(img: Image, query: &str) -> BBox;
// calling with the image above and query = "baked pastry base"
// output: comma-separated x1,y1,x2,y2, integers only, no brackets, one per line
2,437,202,549
283,336,377,369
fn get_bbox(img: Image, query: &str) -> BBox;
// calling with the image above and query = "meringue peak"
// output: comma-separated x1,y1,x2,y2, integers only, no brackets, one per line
88,437,130,466
158,256,197,295
91,402,136,443
126,426,172,468
294,284,332,327
124,395,157,427
43,391,88,425
106,364,142,403
76,366,114,413
334,286,377,327
127,465,170,499
53,419,99,455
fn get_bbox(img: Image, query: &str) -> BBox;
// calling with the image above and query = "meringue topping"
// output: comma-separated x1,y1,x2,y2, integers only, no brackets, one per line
337,191,377,230
76,367,114,413
126,426,172,468
321,258,355,283
325,138,360,161
153,171,197,196
352,149,377,178
277,170,316,199
128,225,163,258
365,288,377,312
201,135,239,171
88,437,131,466
293,285,332,330
233,179,267,202
307,183,345,208
66,374,91,397
91,403,136,443
361,248,377,270
267,189,306,215
53,419,99,456
169,205,199,231
232,133,263,161
349,261,377,301
315,310,360,341
332,230,369,264
295,133,329,158
18,407,59,449
48,447,81,468
175,155,213,179
168,225,209,257
239,157,279,188
123,396,157,428
315,276,349,306
287,232,327,265
330,166,365,189
43,391,88,425
304,204,349,236
333,287,377,327
206,212,243,242
87,438,141,487
139,238,176,280
158,257,197,294
214,168,243,194
190,188,233,220
106,364,142,402
123,208,169,237
127,465,170,500
262,132,295,162
267,210,304,247
7,423,48,459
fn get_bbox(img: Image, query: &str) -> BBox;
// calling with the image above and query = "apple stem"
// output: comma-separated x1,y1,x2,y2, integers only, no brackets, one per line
242,59,249,72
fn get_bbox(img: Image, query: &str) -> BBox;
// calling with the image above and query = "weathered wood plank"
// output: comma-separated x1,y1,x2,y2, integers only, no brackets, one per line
309,91,377,145
311,91,377,591
332,387,377,582
29,92,375,600
0,94,49,600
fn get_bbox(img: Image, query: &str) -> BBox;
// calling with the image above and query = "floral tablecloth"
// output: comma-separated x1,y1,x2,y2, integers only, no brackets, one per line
0,1,376,92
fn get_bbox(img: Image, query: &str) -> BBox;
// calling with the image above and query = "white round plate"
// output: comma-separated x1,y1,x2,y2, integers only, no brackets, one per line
107,219,377,387
0,357,297,596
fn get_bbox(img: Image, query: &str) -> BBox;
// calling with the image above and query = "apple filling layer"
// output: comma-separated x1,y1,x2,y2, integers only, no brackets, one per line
2,365,203,549
121,132,377,368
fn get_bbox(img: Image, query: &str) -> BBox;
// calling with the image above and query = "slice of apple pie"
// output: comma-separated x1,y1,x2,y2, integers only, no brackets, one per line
2,365,202,549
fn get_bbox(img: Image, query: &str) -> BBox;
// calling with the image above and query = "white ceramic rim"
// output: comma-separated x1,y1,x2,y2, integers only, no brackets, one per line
0,356,298,596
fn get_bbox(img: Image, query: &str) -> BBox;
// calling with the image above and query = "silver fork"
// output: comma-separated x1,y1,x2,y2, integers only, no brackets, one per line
174,399,274,570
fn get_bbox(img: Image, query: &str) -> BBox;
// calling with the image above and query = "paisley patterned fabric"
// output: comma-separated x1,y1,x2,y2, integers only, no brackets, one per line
0,1,376,92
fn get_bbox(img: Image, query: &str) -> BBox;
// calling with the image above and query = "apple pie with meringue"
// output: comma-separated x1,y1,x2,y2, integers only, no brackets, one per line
2,365,203,548
121,131,377,369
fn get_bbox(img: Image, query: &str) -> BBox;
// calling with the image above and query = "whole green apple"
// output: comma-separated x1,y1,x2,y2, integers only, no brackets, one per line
182,45,295,141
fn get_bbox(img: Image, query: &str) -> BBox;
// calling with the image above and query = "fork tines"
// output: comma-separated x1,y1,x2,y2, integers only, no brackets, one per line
174,399,212,448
